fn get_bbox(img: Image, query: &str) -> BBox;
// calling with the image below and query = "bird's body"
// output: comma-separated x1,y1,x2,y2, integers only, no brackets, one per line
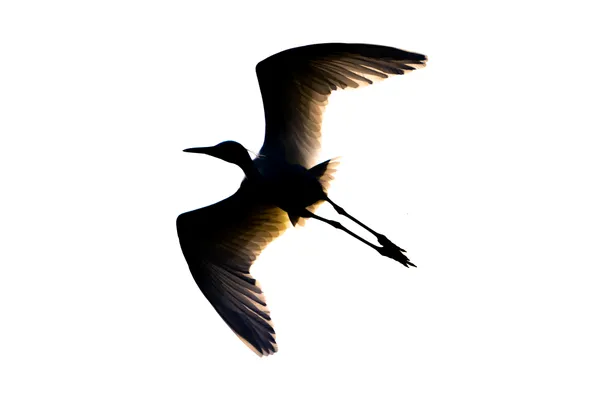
254,158,332,221
177,43,426,356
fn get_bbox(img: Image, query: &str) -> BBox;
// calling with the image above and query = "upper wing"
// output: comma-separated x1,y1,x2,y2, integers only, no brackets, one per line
256,43,427,168
176,183,290,356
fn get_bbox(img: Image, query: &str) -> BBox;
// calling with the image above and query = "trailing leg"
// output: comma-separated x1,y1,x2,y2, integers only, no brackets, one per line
300,209,415,267
325,197,408,253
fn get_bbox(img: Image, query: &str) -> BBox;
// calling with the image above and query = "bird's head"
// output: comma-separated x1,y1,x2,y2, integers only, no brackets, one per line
183,141,252,166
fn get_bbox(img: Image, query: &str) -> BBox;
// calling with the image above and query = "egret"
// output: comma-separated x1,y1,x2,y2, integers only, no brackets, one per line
177,43,426,356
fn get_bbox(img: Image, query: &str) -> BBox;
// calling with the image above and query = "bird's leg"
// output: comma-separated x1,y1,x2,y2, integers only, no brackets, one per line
302,211,380,251
324,197,406,252
300,209,415,267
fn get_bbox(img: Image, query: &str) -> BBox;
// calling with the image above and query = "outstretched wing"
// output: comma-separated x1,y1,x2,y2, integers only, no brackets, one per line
176,183,290,356
256,43,427,168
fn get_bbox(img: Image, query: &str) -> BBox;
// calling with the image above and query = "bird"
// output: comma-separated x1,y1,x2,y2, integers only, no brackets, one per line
177,43,426,356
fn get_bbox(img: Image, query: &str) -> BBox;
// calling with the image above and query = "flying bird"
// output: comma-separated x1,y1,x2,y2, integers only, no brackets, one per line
177,43,426,356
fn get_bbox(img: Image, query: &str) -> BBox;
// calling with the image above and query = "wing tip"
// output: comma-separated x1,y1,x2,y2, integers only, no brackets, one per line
237,333,279,357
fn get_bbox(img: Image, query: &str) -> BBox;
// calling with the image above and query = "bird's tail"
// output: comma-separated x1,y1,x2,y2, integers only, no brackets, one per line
310,157,340,193
294,158,341,227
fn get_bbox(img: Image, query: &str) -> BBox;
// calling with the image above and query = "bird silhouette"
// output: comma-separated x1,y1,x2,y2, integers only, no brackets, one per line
177,43,426,356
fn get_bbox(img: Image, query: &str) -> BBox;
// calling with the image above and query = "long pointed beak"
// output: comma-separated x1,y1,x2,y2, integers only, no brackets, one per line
183,147,212,155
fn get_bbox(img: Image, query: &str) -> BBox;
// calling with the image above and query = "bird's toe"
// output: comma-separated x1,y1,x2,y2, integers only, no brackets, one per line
377,235,406,253
377,244,415,268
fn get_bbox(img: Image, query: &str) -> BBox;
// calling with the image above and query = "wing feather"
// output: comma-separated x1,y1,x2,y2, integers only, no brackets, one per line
177,183,289,356
256,43,427,167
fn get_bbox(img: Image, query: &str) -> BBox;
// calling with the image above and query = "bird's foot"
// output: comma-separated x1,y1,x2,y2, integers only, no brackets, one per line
376,235,416,268
377,234,406,252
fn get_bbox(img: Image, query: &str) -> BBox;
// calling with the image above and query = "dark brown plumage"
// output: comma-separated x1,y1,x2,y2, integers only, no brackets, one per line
177,43,426,356
257,43,426,167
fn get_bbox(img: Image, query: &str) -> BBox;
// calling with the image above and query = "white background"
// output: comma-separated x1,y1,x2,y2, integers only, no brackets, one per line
1,0,599,398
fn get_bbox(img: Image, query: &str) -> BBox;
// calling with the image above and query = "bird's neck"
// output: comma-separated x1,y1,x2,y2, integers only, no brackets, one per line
237,157,260,181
